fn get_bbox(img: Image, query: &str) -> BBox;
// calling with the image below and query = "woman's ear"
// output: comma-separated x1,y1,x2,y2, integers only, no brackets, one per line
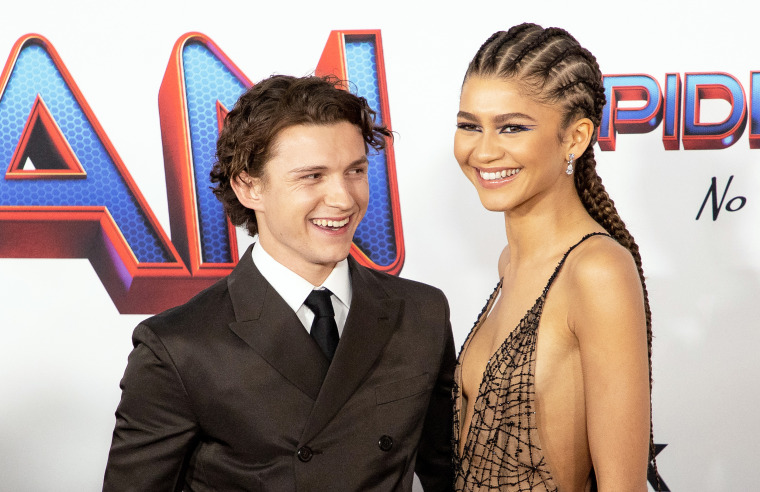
567,117,594,159
230,171,264,211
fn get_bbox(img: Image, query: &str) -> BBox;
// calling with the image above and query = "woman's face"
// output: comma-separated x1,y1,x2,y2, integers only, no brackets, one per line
454,76,573,213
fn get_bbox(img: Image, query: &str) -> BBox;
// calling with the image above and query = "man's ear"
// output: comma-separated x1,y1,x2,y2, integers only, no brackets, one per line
566,117,594,159
230,171,264,211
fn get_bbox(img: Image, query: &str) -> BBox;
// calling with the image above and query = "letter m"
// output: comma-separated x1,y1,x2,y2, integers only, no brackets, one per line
0,31,404,314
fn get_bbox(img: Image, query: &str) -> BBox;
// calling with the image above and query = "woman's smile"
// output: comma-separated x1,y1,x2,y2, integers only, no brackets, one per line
474,167,522,188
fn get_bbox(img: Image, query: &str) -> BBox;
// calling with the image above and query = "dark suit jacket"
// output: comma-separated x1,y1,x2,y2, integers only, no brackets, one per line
104,247,455,491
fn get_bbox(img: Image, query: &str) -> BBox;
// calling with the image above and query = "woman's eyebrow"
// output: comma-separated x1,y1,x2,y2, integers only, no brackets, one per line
456,111,537,124
456,110,478,120
493,112,536,125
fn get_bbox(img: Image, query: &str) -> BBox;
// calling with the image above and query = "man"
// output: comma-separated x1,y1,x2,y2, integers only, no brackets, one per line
104,75,455,491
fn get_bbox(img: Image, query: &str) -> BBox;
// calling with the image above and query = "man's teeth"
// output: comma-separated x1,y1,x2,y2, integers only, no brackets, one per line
479,168,520,181
312,218,349,228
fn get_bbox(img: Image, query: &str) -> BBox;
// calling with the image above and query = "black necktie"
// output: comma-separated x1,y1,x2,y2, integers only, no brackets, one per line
304,289,339,361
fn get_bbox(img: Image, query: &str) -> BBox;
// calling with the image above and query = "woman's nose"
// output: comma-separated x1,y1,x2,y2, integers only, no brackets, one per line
473,133,504,162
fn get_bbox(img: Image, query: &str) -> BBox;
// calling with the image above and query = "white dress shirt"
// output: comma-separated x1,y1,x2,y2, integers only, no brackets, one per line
250,242,351,335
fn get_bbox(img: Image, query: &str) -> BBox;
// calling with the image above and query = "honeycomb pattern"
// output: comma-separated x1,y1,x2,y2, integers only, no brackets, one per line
345,38,397,267
183,41,247,263
0,41,171,263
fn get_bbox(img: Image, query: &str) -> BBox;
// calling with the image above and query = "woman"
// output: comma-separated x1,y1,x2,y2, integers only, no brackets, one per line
452,23,656,491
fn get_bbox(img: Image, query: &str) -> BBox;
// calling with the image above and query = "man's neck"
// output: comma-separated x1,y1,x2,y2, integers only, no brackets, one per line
255,239,337,286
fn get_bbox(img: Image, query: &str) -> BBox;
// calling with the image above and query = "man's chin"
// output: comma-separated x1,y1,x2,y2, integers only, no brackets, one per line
315,244,353,265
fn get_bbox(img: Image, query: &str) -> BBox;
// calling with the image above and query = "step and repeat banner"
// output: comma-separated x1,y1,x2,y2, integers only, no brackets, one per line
0,1,757,490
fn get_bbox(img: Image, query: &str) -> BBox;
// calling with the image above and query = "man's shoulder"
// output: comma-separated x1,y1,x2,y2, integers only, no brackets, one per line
140,275,232,335
354,264,453,350
353,263,446,303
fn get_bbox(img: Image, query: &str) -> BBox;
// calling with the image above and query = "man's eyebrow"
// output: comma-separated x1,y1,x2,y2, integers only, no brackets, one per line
289,165,327,174
349,156,369,166
288,156,368,174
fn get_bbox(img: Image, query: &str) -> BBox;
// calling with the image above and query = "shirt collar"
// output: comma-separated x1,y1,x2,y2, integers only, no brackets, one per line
251,242,352,311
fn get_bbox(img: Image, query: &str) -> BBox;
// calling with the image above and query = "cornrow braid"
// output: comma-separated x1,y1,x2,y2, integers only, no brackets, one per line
464,22,660,490
542,45,585,76
470,31,503,71
468,23,536,77
509,27,569,72
574,146,658,487
552,79,597,100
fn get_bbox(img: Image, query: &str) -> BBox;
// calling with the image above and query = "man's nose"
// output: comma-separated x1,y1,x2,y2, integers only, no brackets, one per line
324,177,355,209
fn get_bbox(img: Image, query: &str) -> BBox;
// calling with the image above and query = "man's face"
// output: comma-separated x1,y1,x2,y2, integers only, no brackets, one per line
234,121,369,285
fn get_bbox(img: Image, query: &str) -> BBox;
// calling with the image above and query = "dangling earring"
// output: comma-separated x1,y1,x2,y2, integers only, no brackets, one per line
565,153,575,175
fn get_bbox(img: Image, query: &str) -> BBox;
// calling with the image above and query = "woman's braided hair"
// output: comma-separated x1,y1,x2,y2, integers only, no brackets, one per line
466,23,658,487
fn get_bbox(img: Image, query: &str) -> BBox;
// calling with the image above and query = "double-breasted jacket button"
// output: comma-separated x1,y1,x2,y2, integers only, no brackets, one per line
378,435,394,452
297,446,313,462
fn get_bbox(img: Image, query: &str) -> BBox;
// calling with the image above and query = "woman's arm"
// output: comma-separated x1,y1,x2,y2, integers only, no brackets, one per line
569,240,651,491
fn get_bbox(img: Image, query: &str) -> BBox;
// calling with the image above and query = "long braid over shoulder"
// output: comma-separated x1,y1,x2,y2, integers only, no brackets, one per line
465,23,659,488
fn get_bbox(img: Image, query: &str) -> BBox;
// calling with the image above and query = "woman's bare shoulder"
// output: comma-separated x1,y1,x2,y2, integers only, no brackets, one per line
565,234,639,286
563,234,645,335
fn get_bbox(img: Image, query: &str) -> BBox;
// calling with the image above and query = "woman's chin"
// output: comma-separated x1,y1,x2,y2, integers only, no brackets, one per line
476,193,512,212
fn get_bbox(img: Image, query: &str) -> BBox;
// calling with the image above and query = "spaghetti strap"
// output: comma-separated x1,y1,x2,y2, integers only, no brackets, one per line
542,232,612,297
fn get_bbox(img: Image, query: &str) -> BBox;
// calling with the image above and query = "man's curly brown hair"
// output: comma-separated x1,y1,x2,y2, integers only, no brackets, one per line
210,74,391,237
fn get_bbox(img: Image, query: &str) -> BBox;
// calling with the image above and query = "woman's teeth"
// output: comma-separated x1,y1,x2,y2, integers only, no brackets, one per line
312,218,349,228
479,168,520,181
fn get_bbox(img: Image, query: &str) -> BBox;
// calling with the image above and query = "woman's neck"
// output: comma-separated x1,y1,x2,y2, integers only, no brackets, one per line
502,188,599,268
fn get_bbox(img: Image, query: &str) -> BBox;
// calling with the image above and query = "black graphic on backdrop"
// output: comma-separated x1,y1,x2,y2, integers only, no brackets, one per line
696,175,746,220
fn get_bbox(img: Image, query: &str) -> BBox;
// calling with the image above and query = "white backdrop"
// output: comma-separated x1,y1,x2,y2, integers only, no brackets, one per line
1,1,758,490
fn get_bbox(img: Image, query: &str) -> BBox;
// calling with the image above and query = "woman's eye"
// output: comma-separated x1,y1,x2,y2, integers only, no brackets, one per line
500,124,532,134
456,122,479,132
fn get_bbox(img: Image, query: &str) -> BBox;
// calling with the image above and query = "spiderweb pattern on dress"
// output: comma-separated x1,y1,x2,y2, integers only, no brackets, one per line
453,232,610,491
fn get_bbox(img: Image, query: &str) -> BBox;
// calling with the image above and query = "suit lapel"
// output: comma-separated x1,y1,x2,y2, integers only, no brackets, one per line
227,246,329,401
300,259,403,444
